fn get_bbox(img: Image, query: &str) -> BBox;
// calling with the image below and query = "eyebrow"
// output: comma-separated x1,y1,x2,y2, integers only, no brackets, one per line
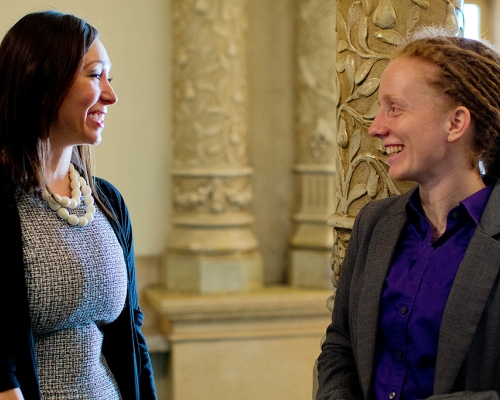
83,60,112,69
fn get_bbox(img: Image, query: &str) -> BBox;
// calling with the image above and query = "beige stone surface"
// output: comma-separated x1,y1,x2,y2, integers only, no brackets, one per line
289,249,333,290
165,251,263,293
145,286,332,400
170,336,322,400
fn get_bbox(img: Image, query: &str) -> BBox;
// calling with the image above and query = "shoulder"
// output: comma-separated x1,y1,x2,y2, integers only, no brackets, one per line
355,188,414,228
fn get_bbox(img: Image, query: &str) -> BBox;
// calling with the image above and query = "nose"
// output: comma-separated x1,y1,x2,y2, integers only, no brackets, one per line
101,80,118,105
368,110,387,138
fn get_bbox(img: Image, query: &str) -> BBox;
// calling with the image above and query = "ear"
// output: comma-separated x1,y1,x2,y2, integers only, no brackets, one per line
447,106,471,143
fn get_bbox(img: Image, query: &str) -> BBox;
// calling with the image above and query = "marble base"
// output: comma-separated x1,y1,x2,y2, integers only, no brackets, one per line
145,286,332,400
164,251,263,293
289,249,333,290
289,222,334,289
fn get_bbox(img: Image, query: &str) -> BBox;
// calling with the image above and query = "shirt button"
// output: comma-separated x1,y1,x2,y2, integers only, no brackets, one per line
401,306,407,314
397,349,403,358
389,392,397,399
452,211,459,219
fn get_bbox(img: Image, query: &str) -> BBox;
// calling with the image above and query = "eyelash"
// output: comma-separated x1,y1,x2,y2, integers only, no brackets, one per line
90,73,113,83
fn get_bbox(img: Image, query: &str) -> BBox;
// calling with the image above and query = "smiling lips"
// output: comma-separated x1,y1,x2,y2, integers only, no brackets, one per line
88,112,105,126
385,145,404,155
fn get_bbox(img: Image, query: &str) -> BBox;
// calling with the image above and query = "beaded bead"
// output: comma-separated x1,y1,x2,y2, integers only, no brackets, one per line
46,163,95,227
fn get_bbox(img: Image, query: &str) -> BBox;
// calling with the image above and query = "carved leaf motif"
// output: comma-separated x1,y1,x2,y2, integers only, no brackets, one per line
406,6,420,35
372,137,386,154
374,29,404,46
357,15,370,53
336,57,346,73
347,183,367,207
411,0,429,9
337,10,348,37
355,59,376,84
364,99,380,119
337,40,349,53
367,168,379,198
349,129,361,162
351,78,380,100
444,2,459,35
335,73,341,107
345,54,356,95
337,117,349,148
373,0,397,29
361,0,373,15
347,2,362,37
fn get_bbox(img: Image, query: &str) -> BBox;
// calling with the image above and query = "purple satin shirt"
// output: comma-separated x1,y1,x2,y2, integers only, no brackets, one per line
373,185,493,400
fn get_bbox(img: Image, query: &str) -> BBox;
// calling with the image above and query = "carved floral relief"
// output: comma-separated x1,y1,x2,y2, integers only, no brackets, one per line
172,0,249,168
173,176,252,214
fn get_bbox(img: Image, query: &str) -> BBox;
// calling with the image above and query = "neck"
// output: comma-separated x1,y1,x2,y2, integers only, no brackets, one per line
418,168,485,238
45,148,73,197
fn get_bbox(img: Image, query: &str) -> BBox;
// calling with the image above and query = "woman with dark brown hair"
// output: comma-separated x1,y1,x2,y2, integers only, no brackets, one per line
0,11,156,400
317,28,500,400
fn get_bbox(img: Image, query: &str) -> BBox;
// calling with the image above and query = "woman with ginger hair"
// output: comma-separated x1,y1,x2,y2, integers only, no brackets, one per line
0,11,156,400
317,28,500,400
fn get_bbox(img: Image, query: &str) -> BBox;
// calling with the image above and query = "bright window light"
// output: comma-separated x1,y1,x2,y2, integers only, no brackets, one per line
464,4,480,39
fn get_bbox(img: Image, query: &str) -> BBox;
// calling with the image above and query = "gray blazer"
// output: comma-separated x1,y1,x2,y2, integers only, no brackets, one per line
317,179,500,400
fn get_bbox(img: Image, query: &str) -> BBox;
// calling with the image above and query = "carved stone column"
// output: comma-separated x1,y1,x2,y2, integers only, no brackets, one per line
289,0,338,290
165,0,262,294
328,0,464,300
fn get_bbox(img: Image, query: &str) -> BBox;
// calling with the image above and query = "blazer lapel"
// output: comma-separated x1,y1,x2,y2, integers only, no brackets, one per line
357,195,409,398
434,181,500,393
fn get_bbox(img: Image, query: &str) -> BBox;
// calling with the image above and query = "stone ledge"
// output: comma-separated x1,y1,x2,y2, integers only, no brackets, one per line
145,286,333,342
145,285,332,320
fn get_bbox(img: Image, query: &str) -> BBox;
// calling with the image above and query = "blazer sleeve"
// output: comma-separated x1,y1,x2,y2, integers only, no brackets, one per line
316,205,368,400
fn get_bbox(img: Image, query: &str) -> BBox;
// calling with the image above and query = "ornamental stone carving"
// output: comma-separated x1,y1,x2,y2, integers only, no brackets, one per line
166,0,262,294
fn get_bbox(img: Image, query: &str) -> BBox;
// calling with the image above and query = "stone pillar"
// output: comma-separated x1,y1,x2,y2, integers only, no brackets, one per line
328,0,464,298
165,0,262,294
289,0,338,290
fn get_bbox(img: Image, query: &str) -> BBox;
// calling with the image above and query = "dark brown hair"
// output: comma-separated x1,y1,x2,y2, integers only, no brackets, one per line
0,11,111,214
393,27,500,176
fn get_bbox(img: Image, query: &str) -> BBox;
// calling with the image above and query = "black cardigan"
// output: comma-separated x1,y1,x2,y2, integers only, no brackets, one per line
0,178,157,399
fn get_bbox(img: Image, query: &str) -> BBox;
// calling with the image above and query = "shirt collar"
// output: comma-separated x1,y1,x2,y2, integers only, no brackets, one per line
406,184,494,225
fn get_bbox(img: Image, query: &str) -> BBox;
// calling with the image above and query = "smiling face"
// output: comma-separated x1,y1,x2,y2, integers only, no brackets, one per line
368,57,461,186
49,39,117,151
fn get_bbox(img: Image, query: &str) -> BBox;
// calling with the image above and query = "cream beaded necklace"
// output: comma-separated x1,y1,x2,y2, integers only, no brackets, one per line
43,163,95,227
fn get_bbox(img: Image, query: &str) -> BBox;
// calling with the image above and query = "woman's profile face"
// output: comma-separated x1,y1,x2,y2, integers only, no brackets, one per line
49,39,118,151
368,57,457,186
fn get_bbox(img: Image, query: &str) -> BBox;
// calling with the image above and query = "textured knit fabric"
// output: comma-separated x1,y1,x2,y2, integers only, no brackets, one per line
374,185,493,400
18,192,127,399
